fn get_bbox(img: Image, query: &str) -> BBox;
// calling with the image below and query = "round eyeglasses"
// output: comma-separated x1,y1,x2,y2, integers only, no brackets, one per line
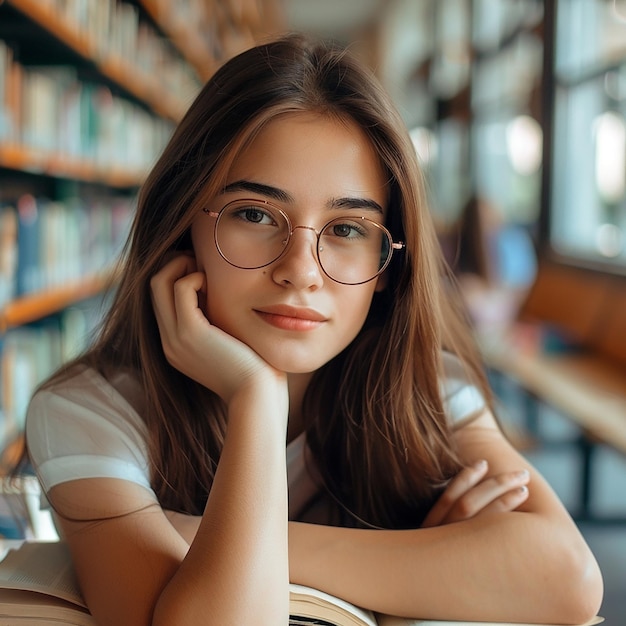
203,198,405,285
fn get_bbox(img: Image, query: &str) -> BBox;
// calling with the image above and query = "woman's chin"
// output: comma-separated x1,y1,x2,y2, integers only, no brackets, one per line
255,348,329,376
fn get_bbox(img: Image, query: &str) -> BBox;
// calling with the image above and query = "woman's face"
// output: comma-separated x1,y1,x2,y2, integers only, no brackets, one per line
191,112,389,374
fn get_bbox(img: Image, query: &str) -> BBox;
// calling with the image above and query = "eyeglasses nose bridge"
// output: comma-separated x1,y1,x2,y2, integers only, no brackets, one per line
284,223,322,249
289,224,320,237
279,223,331,265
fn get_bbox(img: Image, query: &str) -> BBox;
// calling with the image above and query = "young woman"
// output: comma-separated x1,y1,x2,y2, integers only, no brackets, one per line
25,34,602,626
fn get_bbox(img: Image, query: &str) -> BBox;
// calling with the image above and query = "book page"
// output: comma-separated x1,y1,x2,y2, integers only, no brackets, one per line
0,542,86,608
0,588,94,625
377,614,604,626
290,583,378,626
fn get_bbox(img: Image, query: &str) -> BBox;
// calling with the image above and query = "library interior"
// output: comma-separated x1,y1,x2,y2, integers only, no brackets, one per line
0,0,625,623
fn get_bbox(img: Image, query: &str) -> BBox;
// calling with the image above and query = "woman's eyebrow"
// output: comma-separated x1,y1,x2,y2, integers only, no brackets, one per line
223,180,384,214
222,180,292,202
330,197,385,214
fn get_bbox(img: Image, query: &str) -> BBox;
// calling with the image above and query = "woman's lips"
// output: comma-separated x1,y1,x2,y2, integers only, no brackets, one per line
254,305,327,331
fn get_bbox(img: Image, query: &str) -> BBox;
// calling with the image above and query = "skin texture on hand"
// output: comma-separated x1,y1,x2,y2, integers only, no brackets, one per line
421,458,530,527
150,254,287,405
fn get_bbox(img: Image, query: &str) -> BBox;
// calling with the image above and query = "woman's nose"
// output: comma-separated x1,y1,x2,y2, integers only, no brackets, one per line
270,226,324,289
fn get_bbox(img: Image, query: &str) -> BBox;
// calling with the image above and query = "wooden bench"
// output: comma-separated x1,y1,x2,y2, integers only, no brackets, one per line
479,260,626,523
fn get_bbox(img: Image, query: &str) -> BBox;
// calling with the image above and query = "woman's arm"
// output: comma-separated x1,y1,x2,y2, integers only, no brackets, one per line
47,255,292,626
51,383,290,626
154,377,290,625
288,410,603,624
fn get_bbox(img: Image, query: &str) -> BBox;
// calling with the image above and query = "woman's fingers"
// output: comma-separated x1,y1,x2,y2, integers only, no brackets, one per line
443,469,530,523
149,253,282,401
422,460,489,527
150,254,214,369
477,484,529,516
150,254,196,327
171,270,208,328
422,462,531,528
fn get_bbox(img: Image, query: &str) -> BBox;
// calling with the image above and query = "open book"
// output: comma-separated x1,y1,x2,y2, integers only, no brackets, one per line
0,541,604,626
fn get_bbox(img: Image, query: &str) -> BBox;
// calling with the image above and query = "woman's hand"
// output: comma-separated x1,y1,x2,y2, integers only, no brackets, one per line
421,459,530,527
150,253,284,403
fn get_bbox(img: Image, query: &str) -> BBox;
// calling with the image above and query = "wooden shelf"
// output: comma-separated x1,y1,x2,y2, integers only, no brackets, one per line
0,143,146,187
0,273,115,332
139,0,217,81
6,0,187,122
6,0,98,59
98,54,187,122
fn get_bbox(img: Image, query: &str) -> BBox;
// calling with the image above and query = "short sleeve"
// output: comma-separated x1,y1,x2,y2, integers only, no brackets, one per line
25,368,155,498
440,352,486,426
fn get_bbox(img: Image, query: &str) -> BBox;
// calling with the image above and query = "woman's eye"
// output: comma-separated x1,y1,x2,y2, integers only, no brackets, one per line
330,222,367,238
235,207,275,225
244,208,265,223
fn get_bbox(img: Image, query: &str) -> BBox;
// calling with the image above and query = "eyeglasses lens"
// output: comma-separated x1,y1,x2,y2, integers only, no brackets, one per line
214,200,391,284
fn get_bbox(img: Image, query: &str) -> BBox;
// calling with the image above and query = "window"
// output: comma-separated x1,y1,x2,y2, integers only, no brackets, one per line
548,0,626,268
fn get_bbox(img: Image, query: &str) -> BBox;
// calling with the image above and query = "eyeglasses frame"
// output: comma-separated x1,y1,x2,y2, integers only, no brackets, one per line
202,198,405,285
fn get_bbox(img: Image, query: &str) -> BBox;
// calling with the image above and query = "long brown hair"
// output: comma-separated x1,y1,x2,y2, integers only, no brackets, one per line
32,34,492,528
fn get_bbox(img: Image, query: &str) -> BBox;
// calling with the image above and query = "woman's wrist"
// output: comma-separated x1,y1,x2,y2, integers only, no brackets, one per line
227,370,289,431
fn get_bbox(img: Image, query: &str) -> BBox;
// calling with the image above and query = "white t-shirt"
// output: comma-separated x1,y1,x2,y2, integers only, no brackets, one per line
26,354,485,520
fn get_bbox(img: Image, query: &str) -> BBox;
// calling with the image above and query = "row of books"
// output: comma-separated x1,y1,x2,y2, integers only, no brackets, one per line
0,41,175,174
0,298,107,460
11,0,205,99
0,194,133,307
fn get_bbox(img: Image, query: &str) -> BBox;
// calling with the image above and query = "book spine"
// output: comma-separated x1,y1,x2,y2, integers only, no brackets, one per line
11,62,173,177
12,193,134,298
15,194,41,297
0,204,18,311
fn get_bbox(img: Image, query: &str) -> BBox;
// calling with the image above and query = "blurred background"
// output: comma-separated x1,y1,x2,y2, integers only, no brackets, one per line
0,0,625,622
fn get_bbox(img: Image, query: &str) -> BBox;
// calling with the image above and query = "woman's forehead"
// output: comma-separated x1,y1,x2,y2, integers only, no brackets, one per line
224,112,388,206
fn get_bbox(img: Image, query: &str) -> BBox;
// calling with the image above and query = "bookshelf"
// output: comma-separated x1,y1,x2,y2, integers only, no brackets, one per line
0,144,145,187
139,0,218,81
0,273,114,333
4,0,192,122
0,0,285,466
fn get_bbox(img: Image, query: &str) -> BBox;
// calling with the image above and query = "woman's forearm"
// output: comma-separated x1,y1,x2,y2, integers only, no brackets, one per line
155,383,290,625
289,511,602,624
